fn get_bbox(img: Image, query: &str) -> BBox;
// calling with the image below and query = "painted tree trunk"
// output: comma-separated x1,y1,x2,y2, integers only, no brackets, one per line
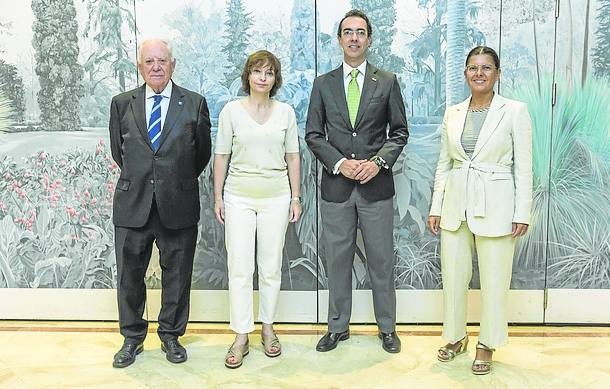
532,0,542,94
446,0,466,106
582,0,591,85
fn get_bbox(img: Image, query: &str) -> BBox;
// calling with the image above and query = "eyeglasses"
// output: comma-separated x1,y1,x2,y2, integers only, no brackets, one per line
465,64,496,74
341,29,367,38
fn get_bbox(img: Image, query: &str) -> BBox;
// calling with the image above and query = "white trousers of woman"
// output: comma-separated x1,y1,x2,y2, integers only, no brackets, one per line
441,222,516,348
224,192,290,334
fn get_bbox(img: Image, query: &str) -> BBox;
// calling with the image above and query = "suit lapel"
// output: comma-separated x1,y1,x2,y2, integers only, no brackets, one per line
130,85,152,150
328,66,352,130
156,83,185,152
354,63,378,129
471,94,506,159
450,98,470,160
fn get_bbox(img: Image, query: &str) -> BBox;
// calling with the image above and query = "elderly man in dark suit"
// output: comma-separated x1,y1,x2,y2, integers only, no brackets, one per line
305,10,409,353
109,39,211,368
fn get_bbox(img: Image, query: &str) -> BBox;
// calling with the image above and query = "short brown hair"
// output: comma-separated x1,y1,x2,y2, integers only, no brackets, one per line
241,50,282,97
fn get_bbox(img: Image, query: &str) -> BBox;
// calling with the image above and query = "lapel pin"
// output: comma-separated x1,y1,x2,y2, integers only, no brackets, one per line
178,101,183,106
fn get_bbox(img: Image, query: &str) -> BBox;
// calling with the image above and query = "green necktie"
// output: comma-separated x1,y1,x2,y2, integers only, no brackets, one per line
347,69,360,127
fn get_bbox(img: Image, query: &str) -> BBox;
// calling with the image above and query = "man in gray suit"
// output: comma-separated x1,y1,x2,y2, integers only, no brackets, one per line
109,39,211,367
305,9,408,353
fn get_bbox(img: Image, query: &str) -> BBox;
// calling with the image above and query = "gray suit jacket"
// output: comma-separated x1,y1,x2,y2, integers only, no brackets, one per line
109,83,212,229
305,63,409,202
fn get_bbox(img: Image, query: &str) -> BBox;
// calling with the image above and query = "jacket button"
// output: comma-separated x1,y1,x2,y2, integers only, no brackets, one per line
352,132,357,137
351,153,356,158
154,156,159,160
150,179,154,184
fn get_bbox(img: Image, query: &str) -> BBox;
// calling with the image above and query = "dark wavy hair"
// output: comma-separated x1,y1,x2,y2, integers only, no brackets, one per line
336,9,372,38
465,46,500,69
240,50,282,97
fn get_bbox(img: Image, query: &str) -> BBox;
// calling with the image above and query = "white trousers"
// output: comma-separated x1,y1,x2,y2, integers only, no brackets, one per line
441,222,515,348
224,192,290,334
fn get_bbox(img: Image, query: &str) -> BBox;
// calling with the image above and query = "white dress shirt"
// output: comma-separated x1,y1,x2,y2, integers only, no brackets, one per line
145,80,173,129
333,60,368,174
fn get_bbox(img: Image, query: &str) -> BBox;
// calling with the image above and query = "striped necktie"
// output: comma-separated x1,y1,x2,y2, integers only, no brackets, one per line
347,69,360,127
148,95,163,151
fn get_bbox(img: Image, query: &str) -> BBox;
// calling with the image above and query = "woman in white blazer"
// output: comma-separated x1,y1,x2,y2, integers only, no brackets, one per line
428,46,532,375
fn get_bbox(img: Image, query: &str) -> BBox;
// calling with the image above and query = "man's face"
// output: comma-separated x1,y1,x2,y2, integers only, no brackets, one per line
138,41,175,93
338,16,371,66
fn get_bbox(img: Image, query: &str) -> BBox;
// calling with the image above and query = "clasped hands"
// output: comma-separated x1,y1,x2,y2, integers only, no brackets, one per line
339,159,380,184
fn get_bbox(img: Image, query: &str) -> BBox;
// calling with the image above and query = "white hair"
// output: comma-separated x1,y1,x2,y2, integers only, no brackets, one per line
137,39,174,64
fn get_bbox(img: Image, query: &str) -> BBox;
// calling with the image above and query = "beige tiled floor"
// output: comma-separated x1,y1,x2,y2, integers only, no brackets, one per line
1,322,609,388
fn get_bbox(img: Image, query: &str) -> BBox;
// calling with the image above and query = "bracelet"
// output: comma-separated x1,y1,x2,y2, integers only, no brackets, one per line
290,196,301,203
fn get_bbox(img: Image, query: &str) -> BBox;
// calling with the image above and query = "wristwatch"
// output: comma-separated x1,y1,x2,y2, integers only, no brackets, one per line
290,196,302,204
370,156,387,169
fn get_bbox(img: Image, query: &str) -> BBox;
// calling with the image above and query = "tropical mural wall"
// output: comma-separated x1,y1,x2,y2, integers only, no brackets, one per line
0,0,608,299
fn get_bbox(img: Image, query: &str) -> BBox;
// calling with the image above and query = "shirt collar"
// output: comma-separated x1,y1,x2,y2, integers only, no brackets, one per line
145,80,173,100
342,60,367,79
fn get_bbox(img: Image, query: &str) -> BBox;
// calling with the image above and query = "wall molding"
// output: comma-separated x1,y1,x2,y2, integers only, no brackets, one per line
0,288,549,323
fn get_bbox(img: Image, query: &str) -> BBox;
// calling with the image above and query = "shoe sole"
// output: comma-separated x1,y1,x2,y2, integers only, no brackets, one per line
472,368,492,375
316,333,350,352
263,349,282,358
225,350,249,369
161,344,187,364
112,345,143,368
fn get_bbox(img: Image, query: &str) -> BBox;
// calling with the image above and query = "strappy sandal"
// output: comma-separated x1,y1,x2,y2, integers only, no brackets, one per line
224,339,249,369
472,342,495,375
437,336,469,362
261,332,282,358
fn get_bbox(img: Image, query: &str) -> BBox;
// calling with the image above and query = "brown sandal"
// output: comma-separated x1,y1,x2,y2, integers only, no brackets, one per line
261,332,281,357
225,339,249,369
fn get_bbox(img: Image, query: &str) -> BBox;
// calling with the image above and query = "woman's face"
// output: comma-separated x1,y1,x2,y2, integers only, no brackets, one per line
249,63,275,95
464,54,500,95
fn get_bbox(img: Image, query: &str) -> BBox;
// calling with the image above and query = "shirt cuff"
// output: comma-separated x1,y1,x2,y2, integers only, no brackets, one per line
333,158,347,175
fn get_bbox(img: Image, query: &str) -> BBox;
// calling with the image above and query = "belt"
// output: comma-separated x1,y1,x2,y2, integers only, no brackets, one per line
452,160,512,218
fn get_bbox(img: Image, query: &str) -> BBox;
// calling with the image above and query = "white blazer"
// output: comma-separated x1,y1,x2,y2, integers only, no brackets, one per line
429,94,532,237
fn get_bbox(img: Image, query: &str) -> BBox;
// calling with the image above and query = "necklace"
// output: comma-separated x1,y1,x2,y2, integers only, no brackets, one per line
469,93,494,112
468,106,490,113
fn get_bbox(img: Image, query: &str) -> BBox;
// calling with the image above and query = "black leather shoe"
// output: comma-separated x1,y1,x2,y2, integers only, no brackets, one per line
161,339,187,363
112,342,143,368
316,330,350,352
379,331,401,353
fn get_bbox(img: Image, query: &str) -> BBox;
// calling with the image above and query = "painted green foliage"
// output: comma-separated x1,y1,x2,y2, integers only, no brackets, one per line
592,0,610,76
82,0,136,93
0,0,608,291
0,60,25,123
221,0,253,88
351,0,405,74
31,0,84,132
0,141,118,288
515,79,610,288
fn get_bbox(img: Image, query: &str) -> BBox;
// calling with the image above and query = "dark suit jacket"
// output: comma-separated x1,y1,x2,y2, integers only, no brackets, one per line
305,63,409,202
109,83,212,229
